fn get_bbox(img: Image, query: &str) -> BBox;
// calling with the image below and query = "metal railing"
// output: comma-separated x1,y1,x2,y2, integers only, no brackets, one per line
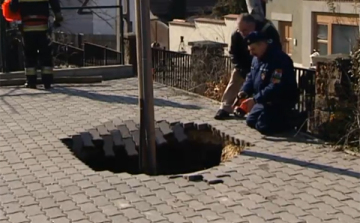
152,48,192,89
2,39,123,72
53,41,84,67
84,42,122,66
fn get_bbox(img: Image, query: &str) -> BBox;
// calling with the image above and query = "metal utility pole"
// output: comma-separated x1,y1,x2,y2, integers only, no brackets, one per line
116,0,122,53
135,0,157,175
115,0,125,64
135,0,145,172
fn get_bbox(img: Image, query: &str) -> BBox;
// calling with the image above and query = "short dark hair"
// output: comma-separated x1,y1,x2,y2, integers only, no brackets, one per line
237,13,256,24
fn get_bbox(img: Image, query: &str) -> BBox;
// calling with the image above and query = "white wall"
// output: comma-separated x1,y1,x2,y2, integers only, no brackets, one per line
169,17,238,54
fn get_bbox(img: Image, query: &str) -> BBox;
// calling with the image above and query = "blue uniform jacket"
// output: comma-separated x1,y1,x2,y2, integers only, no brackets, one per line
240,47,298,108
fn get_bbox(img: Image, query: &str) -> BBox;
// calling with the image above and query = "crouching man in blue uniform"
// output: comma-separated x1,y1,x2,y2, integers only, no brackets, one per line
239,31,298,135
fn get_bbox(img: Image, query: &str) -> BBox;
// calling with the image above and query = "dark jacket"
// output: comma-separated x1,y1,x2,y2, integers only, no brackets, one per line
241,46,298,108
10,0,61,32
229,19,282,78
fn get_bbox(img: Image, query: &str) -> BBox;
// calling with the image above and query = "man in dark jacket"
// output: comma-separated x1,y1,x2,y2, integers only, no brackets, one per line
10,0,63,89
240,31,297,135
214,13,281,120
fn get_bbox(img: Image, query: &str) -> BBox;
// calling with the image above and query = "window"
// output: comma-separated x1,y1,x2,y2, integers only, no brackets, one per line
315,24,329,55
332,24,359,54
317,24,328,40
279,21,293,56
313,13,359,55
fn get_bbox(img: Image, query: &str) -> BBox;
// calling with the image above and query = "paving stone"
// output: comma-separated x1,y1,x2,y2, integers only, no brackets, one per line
28,215,49,223
0,79,359,223
45,208,66,219
165,213,190,223
2,203,23,215
23,205,44,217
7,213,29,223
51,217,70,223
65,210,87,222
88,212,109,223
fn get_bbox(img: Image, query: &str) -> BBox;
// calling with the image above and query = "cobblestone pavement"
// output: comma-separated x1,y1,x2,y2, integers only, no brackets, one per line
0,78,359,223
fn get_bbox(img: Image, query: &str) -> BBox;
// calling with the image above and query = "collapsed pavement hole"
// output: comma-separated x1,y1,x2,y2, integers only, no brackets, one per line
60,120,250,175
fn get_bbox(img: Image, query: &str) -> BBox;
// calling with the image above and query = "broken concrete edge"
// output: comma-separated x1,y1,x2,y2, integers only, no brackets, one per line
0,64,134,81
66,118,253,182
71,119,252,148
165,121,253,183
166,120,254,147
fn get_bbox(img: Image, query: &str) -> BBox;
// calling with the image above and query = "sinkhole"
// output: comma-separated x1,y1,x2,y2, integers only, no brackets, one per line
61,119,252,176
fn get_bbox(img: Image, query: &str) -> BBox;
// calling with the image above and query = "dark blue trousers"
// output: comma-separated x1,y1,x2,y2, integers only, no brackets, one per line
246,103,292,135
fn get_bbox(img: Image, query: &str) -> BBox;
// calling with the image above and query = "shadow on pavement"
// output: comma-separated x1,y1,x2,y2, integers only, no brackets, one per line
52,86,202,110
241,150,360,179
262,131,324,145
0,86,202,110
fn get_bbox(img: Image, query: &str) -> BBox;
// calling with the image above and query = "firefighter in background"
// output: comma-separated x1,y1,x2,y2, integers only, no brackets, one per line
8,0,63,89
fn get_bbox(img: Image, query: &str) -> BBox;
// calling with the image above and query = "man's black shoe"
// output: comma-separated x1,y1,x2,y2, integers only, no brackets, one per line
214,109,230,120
24,83,37,89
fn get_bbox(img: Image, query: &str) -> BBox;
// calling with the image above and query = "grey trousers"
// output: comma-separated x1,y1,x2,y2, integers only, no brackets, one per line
219,69,245,113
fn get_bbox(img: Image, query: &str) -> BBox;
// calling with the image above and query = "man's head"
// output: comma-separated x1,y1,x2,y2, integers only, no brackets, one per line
245,31,268,58
236,13,256,37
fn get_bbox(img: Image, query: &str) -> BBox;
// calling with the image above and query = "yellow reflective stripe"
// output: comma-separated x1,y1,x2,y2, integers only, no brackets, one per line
41,67,53,74
23,25,48,32
25,67,36,75
20,0,48,1
25,67,36,76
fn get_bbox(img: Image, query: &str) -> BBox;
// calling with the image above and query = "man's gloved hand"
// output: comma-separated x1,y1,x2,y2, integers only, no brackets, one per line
237,91,247,99
232,91,247,108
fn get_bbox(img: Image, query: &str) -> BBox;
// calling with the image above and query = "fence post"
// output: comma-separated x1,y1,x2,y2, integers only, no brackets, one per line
0,10,8,72
77,33,83,48
120,7,125,64
83,43,86,66
104,47,107,66
162,47,166,83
